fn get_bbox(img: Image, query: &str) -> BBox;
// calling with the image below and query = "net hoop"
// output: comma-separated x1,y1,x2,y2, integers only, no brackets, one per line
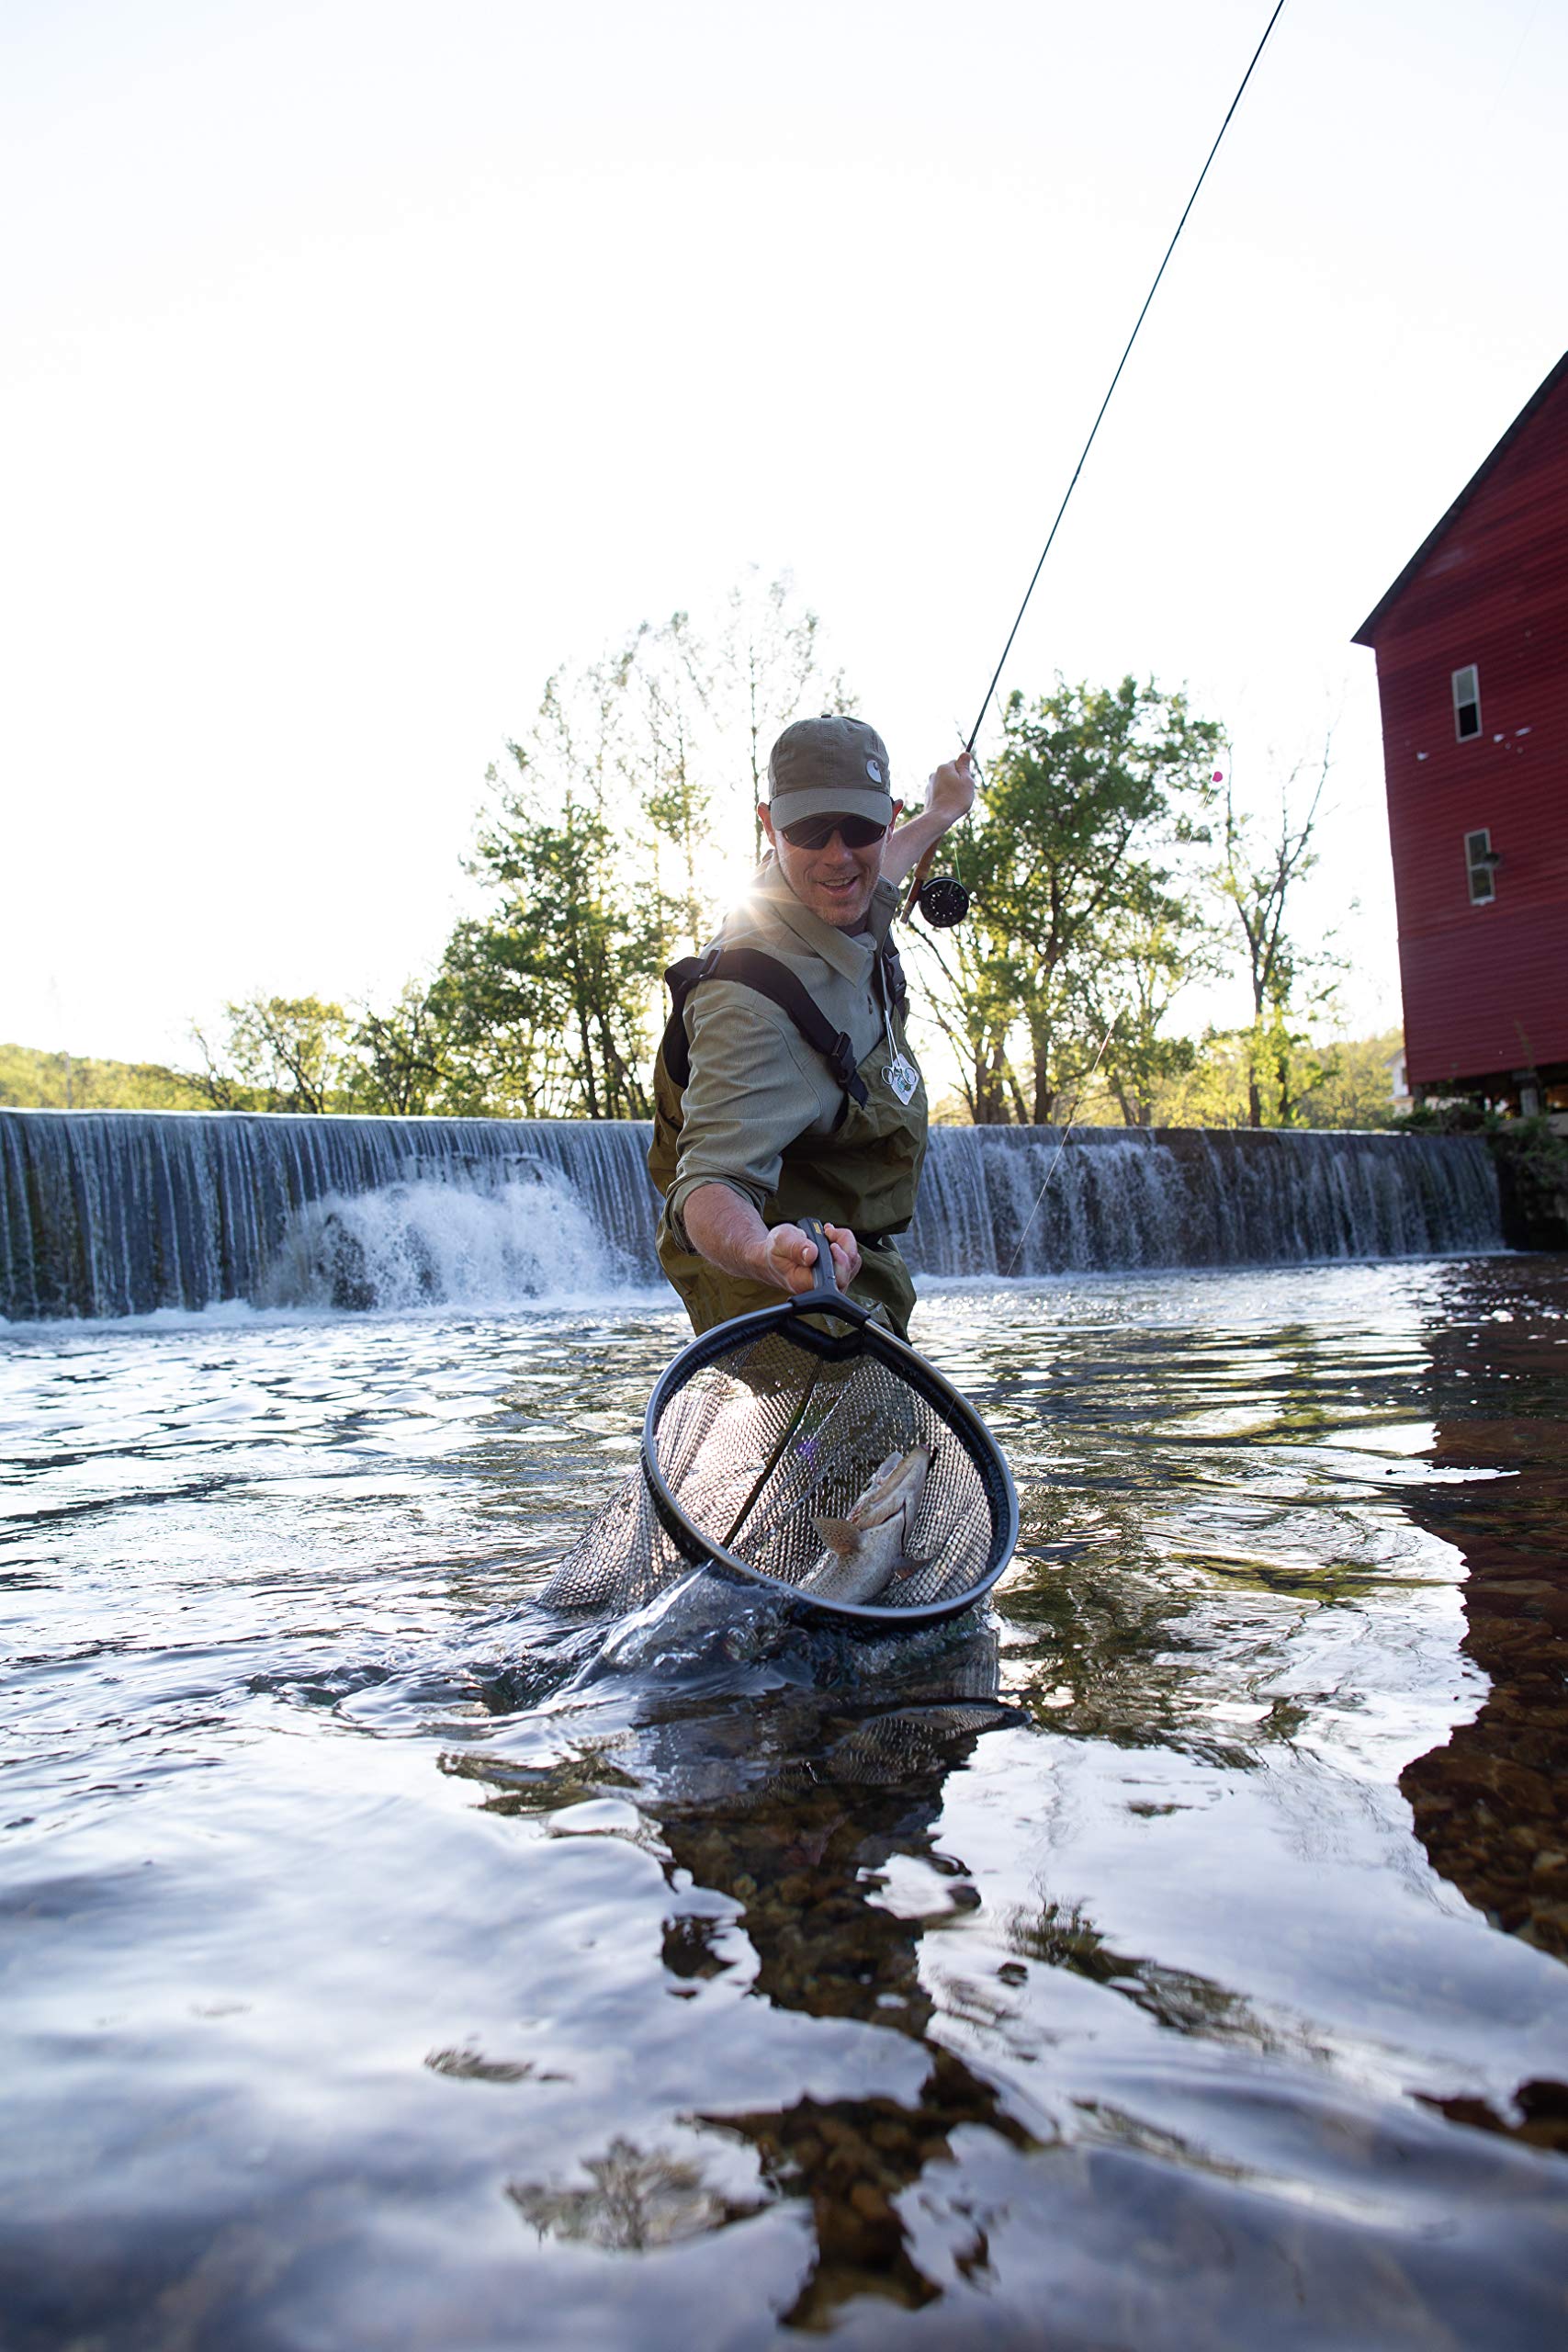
640,1293,1021,1631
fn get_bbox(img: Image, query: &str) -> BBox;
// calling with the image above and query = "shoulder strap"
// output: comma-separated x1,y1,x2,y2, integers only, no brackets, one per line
660,946,869,1108
879,935,909,1012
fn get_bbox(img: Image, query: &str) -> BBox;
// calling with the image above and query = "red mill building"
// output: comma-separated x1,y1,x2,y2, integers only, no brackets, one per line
1354,351,1568,1116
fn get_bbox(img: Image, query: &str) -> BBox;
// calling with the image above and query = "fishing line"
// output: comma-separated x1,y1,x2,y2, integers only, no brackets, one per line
1002,1021,1117,1277
907,0,1289,926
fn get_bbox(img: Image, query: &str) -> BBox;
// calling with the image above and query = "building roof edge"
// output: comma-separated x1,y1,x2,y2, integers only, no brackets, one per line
1351,350,1568,648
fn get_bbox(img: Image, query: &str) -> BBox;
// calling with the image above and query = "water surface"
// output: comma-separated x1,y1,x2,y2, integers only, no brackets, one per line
4,1259,1566,2347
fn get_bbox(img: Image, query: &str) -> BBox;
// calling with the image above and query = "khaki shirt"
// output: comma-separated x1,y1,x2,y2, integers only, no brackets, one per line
665,861,906,1250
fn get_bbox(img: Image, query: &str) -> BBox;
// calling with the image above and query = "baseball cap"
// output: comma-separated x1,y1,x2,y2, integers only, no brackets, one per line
766,715,895,826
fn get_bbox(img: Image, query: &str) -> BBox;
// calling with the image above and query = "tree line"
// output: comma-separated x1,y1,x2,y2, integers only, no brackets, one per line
174,574,1369,1130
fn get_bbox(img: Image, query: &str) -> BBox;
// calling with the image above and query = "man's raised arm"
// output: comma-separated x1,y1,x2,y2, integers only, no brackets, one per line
879,751,977,888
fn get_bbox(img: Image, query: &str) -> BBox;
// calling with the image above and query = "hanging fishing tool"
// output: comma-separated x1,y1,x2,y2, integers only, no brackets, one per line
904,0,1289,931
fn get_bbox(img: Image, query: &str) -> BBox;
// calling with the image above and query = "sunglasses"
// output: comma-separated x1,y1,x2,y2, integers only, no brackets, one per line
778,814,889,852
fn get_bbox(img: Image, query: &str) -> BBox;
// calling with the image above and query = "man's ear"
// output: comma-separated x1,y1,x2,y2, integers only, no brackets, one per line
889,800,904,828
758,804,776,846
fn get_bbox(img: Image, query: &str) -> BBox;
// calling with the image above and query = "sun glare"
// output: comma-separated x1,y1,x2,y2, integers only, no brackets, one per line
684,839,765,938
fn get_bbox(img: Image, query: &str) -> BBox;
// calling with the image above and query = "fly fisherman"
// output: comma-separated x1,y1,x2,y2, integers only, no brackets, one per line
648,715,976,1338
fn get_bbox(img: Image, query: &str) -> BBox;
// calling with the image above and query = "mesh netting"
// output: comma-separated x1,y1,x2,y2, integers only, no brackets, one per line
542,1464,689,1614
544,1316,1011,1623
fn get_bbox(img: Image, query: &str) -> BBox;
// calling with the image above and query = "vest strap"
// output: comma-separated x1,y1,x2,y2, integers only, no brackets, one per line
880,937,909,1012
660,946,870,1110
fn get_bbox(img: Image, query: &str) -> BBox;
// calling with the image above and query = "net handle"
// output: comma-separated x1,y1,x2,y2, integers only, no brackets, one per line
794,1216,873,1326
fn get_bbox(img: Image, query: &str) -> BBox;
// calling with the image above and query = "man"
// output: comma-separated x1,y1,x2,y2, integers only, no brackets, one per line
648,713,976,1337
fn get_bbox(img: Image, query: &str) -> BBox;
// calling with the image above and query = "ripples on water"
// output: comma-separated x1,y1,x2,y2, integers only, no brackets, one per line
3,1261,1566,2347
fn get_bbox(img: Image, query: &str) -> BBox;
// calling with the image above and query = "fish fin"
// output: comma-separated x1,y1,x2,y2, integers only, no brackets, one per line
811,1515,861,1558
886,1555,935,1584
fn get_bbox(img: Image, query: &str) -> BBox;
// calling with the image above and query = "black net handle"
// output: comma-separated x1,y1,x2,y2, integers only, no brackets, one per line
795,1217,870,1323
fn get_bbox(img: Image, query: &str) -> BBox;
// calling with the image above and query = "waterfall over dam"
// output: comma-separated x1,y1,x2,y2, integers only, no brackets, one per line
0,1110,1503,1322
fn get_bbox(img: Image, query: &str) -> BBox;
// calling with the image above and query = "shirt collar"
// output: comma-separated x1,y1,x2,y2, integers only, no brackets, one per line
750,859,897,975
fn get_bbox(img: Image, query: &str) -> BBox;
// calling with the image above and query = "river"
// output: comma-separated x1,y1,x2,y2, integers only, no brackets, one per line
3,1255,1566,2347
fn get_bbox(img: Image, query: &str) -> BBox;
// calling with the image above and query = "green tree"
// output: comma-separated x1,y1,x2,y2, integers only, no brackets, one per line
912,678,1222,1125
1212,746,1343,1126
434,574,855,1113
0,1042,207,1111
1073,899,1224,1127
446,693,665,1119
191,995,353,1114
344,981,452,1115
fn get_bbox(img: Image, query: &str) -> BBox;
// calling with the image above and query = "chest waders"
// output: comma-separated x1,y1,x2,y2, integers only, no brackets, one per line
647,939,929,1339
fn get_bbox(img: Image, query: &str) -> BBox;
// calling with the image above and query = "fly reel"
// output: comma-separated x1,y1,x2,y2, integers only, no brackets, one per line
914,874,970,928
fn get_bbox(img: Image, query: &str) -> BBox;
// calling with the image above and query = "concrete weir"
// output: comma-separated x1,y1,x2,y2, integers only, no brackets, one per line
0,1111,1504,1321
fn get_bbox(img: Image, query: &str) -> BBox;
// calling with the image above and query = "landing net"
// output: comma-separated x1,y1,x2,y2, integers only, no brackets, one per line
545,1287,1017,1631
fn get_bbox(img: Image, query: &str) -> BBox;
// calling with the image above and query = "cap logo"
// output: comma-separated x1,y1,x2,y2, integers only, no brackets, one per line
865,759,883,783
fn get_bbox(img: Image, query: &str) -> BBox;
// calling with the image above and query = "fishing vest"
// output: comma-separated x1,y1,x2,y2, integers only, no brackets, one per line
648,933,929,1336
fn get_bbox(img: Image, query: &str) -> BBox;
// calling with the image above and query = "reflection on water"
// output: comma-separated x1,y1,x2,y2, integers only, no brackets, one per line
2,1261,1567,2346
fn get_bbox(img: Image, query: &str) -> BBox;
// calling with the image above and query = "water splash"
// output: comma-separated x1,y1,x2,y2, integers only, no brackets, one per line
261,1170,626,1312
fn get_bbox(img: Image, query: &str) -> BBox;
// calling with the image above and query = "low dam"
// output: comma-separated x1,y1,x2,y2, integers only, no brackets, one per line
0,1110,1503,1320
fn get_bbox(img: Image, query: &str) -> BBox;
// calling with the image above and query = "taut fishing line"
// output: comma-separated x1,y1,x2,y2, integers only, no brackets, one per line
907,0,1290,929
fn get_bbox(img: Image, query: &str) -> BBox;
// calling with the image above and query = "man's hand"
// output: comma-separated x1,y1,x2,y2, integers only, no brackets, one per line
682,1185,863,1297
881,749,978,887
924,749,977,829
762,1221,863,1296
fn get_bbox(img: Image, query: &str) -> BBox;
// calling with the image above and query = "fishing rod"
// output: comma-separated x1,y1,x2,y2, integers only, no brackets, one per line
905,0,1290,930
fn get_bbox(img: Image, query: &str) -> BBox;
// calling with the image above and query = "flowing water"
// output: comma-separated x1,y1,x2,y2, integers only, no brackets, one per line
4,1252,1566,2348
0,1112,1502,1317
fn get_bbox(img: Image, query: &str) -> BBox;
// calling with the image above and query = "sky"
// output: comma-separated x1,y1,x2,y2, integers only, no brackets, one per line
3,0,1562,1069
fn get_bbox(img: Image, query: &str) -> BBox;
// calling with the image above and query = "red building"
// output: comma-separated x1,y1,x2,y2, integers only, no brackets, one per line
1354,351,1568,1115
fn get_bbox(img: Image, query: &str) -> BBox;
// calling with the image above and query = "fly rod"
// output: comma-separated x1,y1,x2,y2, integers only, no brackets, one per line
905,0,1290,928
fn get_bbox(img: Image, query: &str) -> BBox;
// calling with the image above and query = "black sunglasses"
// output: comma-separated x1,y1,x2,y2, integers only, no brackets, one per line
778,813,889,852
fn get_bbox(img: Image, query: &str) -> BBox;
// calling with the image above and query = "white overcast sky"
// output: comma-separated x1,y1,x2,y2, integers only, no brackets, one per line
3,0,1562,1066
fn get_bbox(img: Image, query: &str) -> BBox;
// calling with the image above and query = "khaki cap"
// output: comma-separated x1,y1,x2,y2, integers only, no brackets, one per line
766,715,894,825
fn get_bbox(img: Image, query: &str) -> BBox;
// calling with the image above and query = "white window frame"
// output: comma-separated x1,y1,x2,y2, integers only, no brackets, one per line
1465,827,1495,905
1452,664,1482,742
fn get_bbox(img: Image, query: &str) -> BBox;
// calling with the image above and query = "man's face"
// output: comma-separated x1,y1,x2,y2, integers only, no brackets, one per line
758,802,902,930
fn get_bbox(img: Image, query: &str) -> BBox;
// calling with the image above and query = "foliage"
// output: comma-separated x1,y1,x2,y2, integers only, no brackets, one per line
1488,1115,1568,1246
1211,745,1345,1126
1391,1100,1493,1135
30,587,1404,1137
1153,1027,1403,1129
430,572,851,1116
446,723,664,1120
191,997,355,1114
343,982,451,1116
164,574,851,1122
0,1041,207,1111
909,678,1223,1125
1292,1028,1404,1129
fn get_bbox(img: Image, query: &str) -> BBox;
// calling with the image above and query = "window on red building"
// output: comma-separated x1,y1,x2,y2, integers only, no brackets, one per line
1465,828,1496,904
1452,664,1482,741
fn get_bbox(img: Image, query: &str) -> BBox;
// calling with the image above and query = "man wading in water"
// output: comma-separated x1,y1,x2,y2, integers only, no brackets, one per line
648,716,975,1339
